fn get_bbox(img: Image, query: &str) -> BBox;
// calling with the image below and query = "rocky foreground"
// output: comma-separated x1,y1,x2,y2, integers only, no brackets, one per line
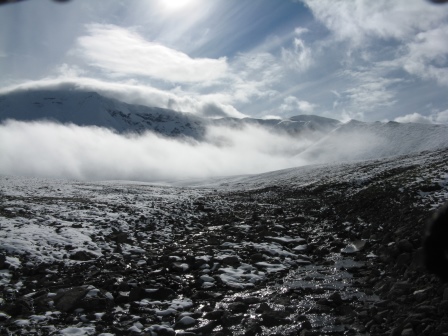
1,148,448,336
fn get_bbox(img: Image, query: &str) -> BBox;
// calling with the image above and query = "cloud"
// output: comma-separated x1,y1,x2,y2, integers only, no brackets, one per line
402,26,448,86
394,113,433,124
302,0,447,46
394,110,448,124
299,129,386,164
303,0,448,89
281,37,313,72
227,52,283,103
0,77,247,119
75,24,228,83
343,75,398,113
280,96,317,114
0,120,312,182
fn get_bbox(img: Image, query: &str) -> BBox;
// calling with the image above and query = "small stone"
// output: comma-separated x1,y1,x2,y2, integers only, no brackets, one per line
222,256,240,267
396,253,411,266
175,316,197,329
397,239,414,253
69,250,96,261
250,253,264,262
443,288,448,301
228,302,248,313
255,302,272,313
261,311,290,327
401,328,415,336
129,287,147,302
148,287,176,300
328,292,343,306
204,310,225,320
0,255,6,269
193,320,220,334
236,296,262,304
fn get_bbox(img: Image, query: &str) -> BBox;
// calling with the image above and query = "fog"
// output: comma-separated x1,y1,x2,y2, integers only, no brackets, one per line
3,119,438,183
0,120,316,182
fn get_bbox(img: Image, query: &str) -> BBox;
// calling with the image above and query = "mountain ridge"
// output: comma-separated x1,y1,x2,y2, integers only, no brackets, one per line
0,89,340,140
1,88,448,169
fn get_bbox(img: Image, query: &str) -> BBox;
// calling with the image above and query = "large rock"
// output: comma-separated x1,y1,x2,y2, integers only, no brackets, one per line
53,286,89,312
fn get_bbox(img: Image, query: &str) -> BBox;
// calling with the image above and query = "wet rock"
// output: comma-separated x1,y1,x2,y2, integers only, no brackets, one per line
207,235,220,245
244,319,262,336
222,256,240,267
250,253,264,262
401,328,415,336
0,313,10,322
443,288,448,301
236,296,262,304
341,240,366,254
328,292,343,306
148,287,176,300
174,316,197,329
171,262,189,272
69,251,97,261
272,207,284,216
397,239,414,253
203,310,225,320
129,287,147,302
255,302,272,313
396,253,411,266
53,286,89,312
221,311,244,327
191,320,220,334
261,311,290,327
115,291,129,304
0,255,6,269
228,301,248,313
4,298,33,317
191,291,223,301
108,231,132,244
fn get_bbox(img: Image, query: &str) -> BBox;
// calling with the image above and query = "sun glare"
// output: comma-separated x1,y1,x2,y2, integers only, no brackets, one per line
162,0,196,11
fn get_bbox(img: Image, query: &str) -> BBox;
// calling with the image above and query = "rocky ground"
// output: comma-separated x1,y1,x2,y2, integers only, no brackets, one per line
1,148,448,335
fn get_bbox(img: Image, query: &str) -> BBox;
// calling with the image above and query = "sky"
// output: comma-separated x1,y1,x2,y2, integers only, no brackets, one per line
1,0,448,124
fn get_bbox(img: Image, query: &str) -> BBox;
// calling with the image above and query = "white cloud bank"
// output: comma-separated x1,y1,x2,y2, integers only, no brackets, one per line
0,120,312,182
394,110,448,124
76,24,228,83
0,77,246,119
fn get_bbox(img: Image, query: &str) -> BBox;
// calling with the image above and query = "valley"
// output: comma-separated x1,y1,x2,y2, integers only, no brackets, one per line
1,148,447,335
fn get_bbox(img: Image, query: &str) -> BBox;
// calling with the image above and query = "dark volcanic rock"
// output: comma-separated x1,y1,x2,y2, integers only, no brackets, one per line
53,286,89,312
69,250,97,261
261,311,291,327
1,148,448,335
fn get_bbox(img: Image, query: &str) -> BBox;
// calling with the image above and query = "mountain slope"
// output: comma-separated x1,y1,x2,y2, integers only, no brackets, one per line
0,89,341,140
297,119,448,164
0,89,207,138
211,114,340,138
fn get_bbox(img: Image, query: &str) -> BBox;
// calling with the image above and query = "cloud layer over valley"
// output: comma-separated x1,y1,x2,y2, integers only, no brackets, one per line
2,116,447,183
0,120,314,182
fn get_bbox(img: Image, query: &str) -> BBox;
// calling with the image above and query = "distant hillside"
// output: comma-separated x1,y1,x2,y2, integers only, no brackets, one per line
297,119,448,163
0,90,207,139
0,89,341,140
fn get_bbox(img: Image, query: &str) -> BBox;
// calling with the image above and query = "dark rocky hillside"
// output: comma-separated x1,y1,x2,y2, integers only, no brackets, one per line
1,148,448,335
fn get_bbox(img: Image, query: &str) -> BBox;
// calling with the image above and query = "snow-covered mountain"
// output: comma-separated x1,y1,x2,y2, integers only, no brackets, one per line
0,89,340,140
0,90,207,139
211,114,340,138
297,119,448,164
1,89,447,167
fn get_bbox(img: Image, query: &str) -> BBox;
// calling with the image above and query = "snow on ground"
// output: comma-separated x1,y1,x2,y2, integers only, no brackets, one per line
1,148,447,268
0,176,208,266
0,147,447,335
